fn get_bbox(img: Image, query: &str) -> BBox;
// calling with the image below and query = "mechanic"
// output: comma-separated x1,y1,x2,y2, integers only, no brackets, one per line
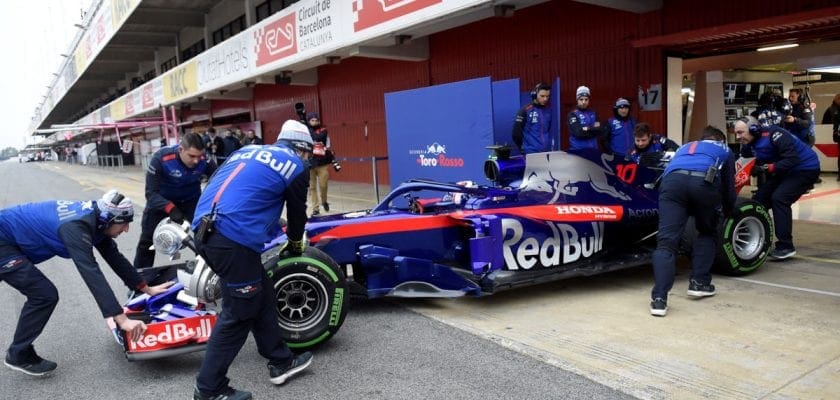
567,85,605,151
735,116,820,260
190,120,314,400
307,112,333,216
0,190,173,376
784,88,815,145
628,122,679,165
132,132,215,293
606,98,636,156
512,82,555,154
750,91,785,128
649,126,735,317
821,93,840,181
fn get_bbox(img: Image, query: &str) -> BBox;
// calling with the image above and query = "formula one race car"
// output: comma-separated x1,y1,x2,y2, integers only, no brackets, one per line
117,147,771,359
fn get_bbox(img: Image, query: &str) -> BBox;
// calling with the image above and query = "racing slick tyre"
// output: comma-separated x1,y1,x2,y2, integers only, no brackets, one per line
713,200,773,276
263,247,349,350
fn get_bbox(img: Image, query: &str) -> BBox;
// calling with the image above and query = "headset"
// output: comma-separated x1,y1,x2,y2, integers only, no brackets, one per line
530,82,550,100
737,116,760,136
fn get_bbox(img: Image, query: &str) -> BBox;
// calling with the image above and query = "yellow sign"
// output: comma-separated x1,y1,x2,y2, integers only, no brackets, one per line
111,98,125,121
110,0,140,29
163,60,198,103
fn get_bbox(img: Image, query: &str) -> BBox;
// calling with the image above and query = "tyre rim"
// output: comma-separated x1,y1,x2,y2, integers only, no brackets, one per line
731,216,766,260
274,272,329,331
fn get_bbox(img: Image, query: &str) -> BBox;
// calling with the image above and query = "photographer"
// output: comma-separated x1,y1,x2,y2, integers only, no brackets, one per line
306,112,337,216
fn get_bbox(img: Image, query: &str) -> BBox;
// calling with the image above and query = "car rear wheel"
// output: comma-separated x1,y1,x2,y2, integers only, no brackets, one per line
263,247,349,349
713,200,773,276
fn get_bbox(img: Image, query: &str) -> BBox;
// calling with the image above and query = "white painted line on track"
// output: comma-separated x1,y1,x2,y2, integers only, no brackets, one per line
732,277,840,298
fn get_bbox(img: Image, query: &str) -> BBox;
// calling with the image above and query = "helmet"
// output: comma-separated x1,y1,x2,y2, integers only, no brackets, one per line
276,120,314,154
97,189,134,227
575,86,591,99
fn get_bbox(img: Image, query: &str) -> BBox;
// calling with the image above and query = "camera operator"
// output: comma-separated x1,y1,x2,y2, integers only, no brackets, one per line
306,112,336,216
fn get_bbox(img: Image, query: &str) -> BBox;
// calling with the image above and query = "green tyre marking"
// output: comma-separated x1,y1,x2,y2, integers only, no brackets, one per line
273,256,339,282
287,331,331,349
329,288,345,327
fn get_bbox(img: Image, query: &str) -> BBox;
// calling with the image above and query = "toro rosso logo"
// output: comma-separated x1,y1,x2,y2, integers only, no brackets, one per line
502,219,604,270
416,142,463,168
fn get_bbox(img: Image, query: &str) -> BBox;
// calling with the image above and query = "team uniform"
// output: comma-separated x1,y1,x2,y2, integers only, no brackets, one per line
567,107,601,150
629,134,679,164
607,115,636,156
651,139,736,311
740,125,820,256
513,102,555,154
0,199,144,367
783,102,815,145
191,143,308,397
134,144,215,284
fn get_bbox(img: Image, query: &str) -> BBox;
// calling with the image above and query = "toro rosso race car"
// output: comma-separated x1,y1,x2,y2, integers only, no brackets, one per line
112,147,772,359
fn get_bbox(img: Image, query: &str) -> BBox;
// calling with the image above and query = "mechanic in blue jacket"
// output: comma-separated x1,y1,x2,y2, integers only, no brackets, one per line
607,98,636,155
650,126,736,317
512,82,555,154
628,122,679,165
133,132,215,289
567,85,605,151
0,190,173,376
735,116,820,260
190,120,314,400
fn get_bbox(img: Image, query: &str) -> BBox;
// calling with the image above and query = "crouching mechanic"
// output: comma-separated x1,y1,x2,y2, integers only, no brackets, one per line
734,116,820,260
133,132,215,289
0,190,174,376
628,122,679,166
650,126,736,317
190,120,314,400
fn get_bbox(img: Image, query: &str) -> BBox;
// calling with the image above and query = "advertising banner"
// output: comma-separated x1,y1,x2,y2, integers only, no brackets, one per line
385,77,494,187
163,60,199,103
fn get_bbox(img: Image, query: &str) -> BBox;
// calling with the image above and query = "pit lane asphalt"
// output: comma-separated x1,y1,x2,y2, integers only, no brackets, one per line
0,160,631,400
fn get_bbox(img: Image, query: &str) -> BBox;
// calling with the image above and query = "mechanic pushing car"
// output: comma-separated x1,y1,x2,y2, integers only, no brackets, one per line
0,190,174,376
734,116,820,261
190,120,314,400
649,126,736,317
132,132,215,293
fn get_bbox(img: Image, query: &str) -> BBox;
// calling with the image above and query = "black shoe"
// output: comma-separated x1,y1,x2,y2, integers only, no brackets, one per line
769,247,796,260
650,298,667,317
269,352,313,385
4,356,57,377
687,280,716,298
311,209,320,217
322,202,330,212
815,177,823,184
193,386,252,400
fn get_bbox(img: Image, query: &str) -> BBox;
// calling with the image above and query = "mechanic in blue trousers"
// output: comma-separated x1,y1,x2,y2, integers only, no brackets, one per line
628,122,679,166
606,97,636,156
567,85,605,151
512,82,555,154
650,126,736,317
191,120,314,400
132,132,215,293
734,116,821,261
0,190,174,376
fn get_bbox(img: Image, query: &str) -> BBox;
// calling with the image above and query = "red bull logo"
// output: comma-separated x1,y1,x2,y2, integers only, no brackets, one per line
128,315,215,352
502,219,604,270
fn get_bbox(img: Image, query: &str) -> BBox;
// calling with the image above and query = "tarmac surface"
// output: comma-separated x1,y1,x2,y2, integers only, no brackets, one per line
2,159,839,399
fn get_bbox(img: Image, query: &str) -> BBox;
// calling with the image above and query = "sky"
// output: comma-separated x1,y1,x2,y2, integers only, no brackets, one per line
0,0,92,150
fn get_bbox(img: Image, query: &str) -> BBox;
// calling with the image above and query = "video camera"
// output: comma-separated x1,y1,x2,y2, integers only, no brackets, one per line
294,102,307,124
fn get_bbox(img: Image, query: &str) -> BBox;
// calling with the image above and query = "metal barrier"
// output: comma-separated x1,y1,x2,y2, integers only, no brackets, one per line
86,154,125,170
334,156,388,203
